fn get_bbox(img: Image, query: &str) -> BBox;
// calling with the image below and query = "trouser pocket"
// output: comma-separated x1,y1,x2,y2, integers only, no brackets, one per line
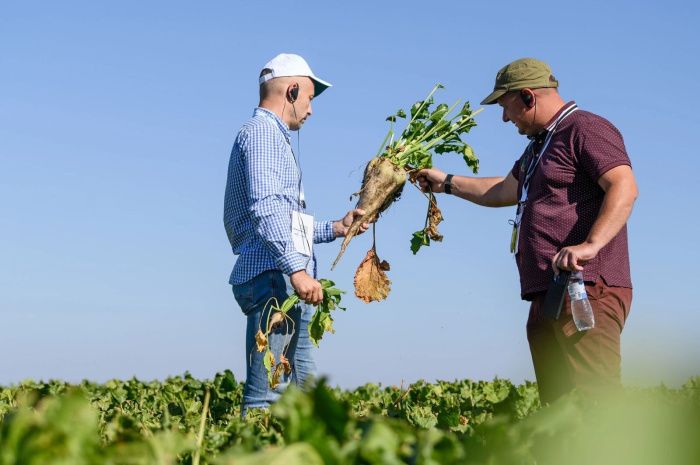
232,270,289,316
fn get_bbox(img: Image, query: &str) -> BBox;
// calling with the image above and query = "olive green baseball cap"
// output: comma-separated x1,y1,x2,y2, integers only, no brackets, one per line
481,58,559,105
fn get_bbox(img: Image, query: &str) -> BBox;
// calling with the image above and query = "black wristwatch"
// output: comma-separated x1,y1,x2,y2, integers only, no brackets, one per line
444,174,454,195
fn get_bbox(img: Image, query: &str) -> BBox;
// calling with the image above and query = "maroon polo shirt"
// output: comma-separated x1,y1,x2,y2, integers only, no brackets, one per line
511,102,633,300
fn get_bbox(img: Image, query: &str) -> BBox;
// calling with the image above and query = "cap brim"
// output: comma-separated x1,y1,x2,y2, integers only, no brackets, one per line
310,76,332,97
480,88,507,105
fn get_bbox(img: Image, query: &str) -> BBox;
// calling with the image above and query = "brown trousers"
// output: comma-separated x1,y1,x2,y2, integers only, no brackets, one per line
527,278,633,404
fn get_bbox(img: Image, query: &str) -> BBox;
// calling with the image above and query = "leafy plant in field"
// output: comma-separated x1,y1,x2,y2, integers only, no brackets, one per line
0,391,191,465
1,374,698,465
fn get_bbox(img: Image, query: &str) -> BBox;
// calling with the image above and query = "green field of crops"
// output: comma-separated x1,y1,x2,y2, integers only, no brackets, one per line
1,372,698,465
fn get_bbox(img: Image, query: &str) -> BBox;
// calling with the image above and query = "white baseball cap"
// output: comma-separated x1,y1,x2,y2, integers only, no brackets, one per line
258,53,332,97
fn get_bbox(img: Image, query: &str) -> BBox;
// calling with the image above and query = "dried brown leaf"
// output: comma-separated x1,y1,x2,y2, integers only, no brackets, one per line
354,248,392,303
280,354,292,375
426,198,444,242
255,330,267,352
271,362,285,389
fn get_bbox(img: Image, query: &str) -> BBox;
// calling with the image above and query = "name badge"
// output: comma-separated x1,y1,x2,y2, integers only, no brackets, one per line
510,222,519,254
291,211,314,257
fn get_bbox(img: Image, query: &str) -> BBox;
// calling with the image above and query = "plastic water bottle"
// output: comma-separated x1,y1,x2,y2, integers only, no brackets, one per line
567,271,595,331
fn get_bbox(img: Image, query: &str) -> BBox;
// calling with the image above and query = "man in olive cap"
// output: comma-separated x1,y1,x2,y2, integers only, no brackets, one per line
418,58,638,403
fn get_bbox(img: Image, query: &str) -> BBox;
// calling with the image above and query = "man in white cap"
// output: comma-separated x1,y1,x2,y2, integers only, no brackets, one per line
223,53,368,414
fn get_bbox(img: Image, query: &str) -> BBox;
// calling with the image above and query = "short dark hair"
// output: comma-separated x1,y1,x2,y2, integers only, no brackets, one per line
259,68,273,100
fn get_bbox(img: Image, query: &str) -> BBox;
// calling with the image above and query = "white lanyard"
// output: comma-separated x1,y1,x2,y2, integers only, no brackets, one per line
511,105,578,254
288,136,314,259
264,107,305,210
288,140,306,210
297,177,306,209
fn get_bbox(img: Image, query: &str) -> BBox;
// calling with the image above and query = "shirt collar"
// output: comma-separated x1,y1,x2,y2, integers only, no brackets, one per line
545,101,577,131
254,107,291,141
529,101,577,143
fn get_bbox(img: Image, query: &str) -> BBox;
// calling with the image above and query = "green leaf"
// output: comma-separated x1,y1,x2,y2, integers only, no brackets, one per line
409,100,423,119
358,422,402,464
406,147,432,169
310,380,350,441
425,119,451,138
410,98,433,121
410,230,430,255
279,294,300,313
407,404,439,429
263,349,274,384
433,143,464,155
462,144,479,174
386,109,407,123
429,103,449,123
308,308,334,347
405,120,427,140
217,443,325,465
323,287,343,297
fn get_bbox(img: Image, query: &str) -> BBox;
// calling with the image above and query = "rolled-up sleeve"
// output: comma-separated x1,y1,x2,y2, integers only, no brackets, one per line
313,220,335,243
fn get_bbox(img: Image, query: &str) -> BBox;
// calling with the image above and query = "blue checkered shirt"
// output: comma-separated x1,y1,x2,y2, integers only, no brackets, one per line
224,107,336,285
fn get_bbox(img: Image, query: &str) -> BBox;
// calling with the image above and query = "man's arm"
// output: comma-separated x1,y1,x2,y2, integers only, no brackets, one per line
314,208,370,243
552,165,638,272
417,168,518,207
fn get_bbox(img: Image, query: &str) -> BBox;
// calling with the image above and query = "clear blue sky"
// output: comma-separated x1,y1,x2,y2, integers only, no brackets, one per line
1,0,698,388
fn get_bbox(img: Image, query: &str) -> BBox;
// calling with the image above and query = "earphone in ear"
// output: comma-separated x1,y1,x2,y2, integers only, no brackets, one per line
520,89,534,108
288,84,299,103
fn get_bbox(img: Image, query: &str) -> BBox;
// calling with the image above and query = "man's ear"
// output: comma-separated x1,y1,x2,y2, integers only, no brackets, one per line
520,89,535,108
287,83,299,103
520,89,537,108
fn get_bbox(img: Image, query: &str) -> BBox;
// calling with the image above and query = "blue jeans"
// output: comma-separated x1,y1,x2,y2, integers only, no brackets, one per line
232,270,317,413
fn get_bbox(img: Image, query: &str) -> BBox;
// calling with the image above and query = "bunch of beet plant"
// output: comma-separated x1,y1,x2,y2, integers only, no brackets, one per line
254,279,344,388
331,84,482,300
